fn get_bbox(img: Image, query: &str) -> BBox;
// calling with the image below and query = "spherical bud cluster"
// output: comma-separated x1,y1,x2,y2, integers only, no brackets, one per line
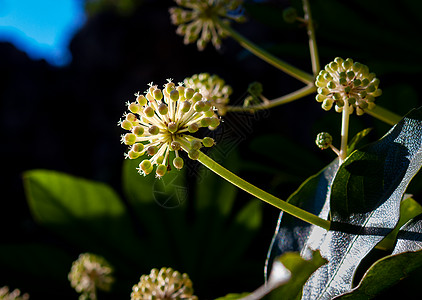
119,79,220,178
184,73,232,116
169,0,246,51
0,287,29,300
315,132,333,150
68,253,114,300
316,57,382,116
131,267,198,300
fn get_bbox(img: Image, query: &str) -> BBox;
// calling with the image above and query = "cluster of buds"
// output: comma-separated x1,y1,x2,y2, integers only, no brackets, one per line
119,79,220,178
131,267,197,300
316,57,382,116
315,132,333,150
0,287,29,300
184,73,232,115
68,253,114,300
169,0,245,50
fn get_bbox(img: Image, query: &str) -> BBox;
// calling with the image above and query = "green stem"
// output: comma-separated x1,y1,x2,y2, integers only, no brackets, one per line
197,151,331,230
339,104,350,164
302,0,320,75
215,18,314,85
365,105,402,126
226,84,316,112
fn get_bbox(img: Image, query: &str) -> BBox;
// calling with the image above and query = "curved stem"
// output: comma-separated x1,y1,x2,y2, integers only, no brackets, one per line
226,84,316,113
303,0,320,75
215,18,314,85
365,105,402,126
197,151,331,230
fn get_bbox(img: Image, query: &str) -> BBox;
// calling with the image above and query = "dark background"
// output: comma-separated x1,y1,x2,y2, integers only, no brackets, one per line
1,0,422,299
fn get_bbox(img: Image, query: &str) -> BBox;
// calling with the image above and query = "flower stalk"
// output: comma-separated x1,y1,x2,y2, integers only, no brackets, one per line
196,151,331,230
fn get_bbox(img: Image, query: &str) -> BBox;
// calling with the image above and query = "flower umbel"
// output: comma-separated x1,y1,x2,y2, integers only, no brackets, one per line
316,57,382,116
131,267,198,300
184,73,232,115
315,132,333,150
119,79,220,178
0,287,29,300
169,0,245,50
68,253,114,300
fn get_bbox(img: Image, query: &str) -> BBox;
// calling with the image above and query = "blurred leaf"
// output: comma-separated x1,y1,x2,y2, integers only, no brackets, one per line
303,107,422,299
347,128,372,155
215,293,250,300
23,170,144,271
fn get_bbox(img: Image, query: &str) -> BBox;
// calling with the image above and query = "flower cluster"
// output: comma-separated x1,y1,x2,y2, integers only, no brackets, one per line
169,0,245,50
68,253,114,300
0,287,29,300
316,57,382,116
315,132,333,150
119,79,220,178
131,267,197,300
184,73,232,115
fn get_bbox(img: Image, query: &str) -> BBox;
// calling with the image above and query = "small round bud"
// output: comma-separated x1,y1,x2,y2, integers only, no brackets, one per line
181,100,191,113
173,157,184,170
188,149,199,160
315,132,333,150
322,99,333,111
316,94,326,102
165,82,175,94
148,125,160,135
192,92,202,103
124,133,137,145
121,120,133,130
158,103,168,115
137,94,147,106
156,156,165,165
168,122,178,133
129,102,141,114
153,89,163,101
147,145,158,156
200,117,212,127
144,106,155,118
282,7,297,23
194,101,205,112
346,71,355,79
202,137,215,147
132,143,144,153
188,123,199,133
133,126,144,136
126,113,136,122
140,160,152,172
170,90,180,101
185,88,195,99
190,139,202,151
209,117,220,128
170,141,181,151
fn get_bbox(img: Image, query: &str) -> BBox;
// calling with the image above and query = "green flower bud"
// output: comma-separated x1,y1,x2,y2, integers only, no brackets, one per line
202,137,215,147
209,117,220,128
129,102,141,114
315,132,333,150
192,92,202,103
126,113,137,122
200,117,212,127
316,94,326,102
170,89,180,101
153,89,163,101
322,99,333,111
188,123,199,133
144,106,155,118
148,125,160,135
181,100,191,113
188,149,199,160
173,157,184,170
282,7,297,23
133,126,144,136
121,120,133,131
191,139,202,151
140,160,152,173
185,88,195,100
137,94,147,106
128,150,141,159
158,103,168,115
124,133,137,145
132,143,144,153
194,100,206,112
170,141,181,151
146,145,157,156
165,82,175,94
168,122,178,133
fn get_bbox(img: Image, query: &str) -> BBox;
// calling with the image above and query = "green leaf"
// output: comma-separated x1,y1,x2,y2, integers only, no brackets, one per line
336,214,422,299
304,107,422,299
268,251,327,300
347,128,372,155
214,293,250,300
24,169,144,270
266,159,339,279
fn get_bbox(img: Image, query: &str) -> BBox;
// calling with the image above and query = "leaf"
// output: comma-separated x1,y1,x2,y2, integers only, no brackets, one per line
24,169,144,271
335,214,422,299
303,107,422,299
265,159,339,278
214,293,250,300
347,128,372,155
243,250,327,300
